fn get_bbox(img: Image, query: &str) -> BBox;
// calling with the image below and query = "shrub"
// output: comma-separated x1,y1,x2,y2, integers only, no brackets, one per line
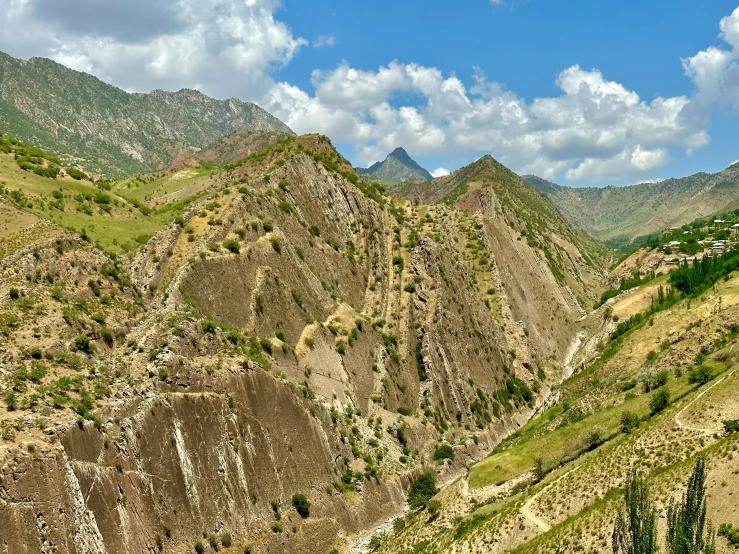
581,425,605,450
336,340,346,355
262,219,274,232
397,407,412,416
688,365,713,386
220,534,232,548
403,282,416,293
74,335,93,354
719,523,739,546
408,473,438,509
426,499,442,515
620,410,640,434
9,288,20,300
723,420,739,434
195,541,205,554
433,443,455,461
309,225,320,237
292,493,310,518
66,167,88,180
270,237,282,252
223,239,240,254
207,534,218,551
649,388,670,416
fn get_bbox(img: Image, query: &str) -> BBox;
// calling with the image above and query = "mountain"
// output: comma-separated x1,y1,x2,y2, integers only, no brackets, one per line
154,130,291,175
0,132,606,553
524,165,739,250
357,147,433,182
0,51,294,178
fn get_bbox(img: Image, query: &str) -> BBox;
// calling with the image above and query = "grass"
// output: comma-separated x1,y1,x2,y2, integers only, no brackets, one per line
468,369,712,488
0,152,195,253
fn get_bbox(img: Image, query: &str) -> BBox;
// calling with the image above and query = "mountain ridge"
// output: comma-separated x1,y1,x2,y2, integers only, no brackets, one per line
0,51,294,178
523,165,739,249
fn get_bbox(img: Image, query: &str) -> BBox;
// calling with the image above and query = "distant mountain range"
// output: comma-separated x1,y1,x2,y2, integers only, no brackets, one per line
0,51,294,177
356,147,433,182
524,166,739,250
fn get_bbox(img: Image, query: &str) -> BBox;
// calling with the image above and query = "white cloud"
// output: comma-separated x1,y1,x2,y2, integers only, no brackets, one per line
2,1,739,184
313,35,335,48
266,61,708,182
431,167,451,178
0,0,306,101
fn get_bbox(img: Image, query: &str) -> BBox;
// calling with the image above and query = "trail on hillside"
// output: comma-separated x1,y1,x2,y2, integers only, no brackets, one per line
521,465,582,532
675,367,737,434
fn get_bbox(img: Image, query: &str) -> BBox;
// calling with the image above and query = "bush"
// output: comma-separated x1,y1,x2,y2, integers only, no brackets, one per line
74,334,93,354
397,407,412,416
291,493,310,518
620,410,640,434
66,167,88,180
581,425,605,451
723,420,739,434
223,239,240,254
426,499,442,515
688,365,713,386
220,533,232,548
433,443,455,461
649,388,670,416
408,473,438,509
9,288,20,300
270,237,282,252
718,523,739,546
195,541,205,554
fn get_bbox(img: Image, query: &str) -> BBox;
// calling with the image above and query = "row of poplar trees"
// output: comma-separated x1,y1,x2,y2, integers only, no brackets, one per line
612,457,716,554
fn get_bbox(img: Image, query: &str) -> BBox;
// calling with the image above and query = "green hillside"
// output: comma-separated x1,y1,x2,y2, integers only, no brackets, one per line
0,51,294,178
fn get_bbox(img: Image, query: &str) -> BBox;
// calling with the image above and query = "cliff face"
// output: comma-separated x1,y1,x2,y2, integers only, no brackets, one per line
0,135,604,553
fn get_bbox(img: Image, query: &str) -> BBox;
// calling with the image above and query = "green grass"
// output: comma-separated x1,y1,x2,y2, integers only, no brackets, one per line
0,153,192,253
468,371,708,488
112,167,214,203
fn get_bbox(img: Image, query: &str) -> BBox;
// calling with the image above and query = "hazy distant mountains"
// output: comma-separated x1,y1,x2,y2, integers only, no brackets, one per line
0,51,294,177
357,147,433,182
523,165,739,250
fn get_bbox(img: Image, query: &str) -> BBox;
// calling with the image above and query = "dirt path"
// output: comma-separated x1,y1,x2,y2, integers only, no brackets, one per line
520,466,581,532
674,367,737,434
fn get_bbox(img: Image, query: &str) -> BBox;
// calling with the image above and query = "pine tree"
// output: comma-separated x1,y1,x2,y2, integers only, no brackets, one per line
612,469,658,554
666,456,716,554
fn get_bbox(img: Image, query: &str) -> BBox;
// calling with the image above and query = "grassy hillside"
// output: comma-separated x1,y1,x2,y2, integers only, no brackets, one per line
0,134,204,254
376,247,739,554
0,51,294,177
524,165,739,251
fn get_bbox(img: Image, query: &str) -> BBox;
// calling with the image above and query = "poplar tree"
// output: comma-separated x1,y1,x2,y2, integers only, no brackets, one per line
612,469,658,554
666,456,716,554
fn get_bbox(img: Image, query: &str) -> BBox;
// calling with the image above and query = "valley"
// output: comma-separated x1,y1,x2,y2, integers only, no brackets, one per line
1,51,738,554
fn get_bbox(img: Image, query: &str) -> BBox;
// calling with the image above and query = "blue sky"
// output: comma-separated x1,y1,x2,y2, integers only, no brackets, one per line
275,0,739,183
2,0,739,186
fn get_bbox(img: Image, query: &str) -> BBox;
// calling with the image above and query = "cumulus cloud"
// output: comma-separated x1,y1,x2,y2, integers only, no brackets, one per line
266,62,708,182
431,168,451,178
0,0,306,100
2,1,739,183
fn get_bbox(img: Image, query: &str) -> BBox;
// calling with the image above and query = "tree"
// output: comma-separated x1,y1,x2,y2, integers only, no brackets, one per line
688,366,713,386
620,411,640,434
666,456,716,554
407,473,438,509
533,457,546,483
649,388,670,416
612,469,658,554
291,494,310,518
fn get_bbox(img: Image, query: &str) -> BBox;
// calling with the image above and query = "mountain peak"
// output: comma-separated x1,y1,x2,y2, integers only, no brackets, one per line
356,147,432,182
